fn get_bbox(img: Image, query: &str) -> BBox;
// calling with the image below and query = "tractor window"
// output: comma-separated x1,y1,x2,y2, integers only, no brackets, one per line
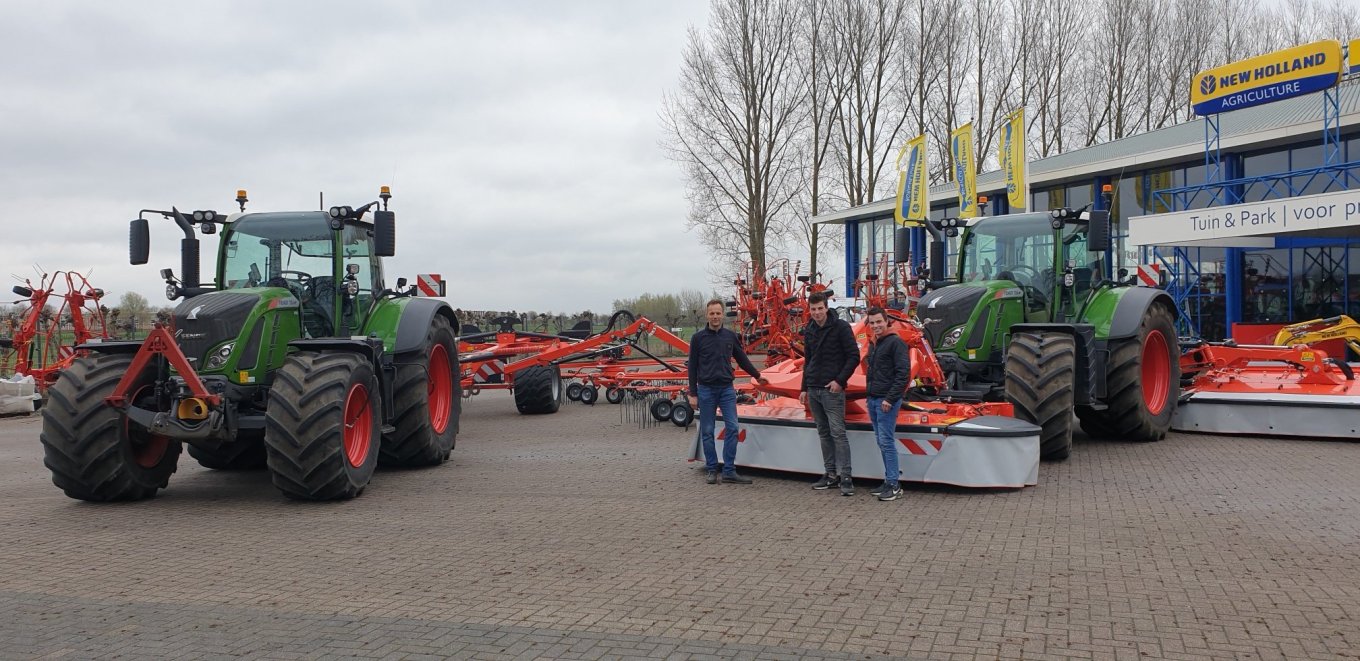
959,213,1055,287
340,222,383,330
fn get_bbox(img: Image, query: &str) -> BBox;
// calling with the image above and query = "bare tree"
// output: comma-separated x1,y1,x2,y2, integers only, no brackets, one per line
833,0,911,205
792,0,851,284
662,0,808,276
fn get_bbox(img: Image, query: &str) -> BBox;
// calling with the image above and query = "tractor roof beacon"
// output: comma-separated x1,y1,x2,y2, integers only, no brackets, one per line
39,187,462,502
906,185,1180,461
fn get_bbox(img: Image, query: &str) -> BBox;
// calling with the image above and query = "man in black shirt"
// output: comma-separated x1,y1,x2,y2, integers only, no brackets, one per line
863,306,910,501
688,299,768,484
799,292,861,495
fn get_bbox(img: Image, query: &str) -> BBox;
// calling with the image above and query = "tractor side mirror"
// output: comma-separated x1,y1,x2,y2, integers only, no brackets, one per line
1087,210,1111,253
130,218,150,265
894,226,911,263
373,210,396,256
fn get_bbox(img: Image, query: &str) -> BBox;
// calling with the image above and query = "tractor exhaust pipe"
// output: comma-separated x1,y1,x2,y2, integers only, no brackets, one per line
170,208,201,291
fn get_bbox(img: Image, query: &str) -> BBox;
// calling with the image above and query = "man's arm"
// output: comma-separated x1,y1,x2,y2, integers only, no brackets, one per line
833,322,860,388
731,335,762,380
687,332,700,396
888,336,912,397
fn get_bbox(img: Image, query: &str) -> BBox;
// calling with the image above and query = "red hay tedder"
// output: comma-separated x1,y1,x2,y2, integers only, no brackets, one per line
1,270,111,395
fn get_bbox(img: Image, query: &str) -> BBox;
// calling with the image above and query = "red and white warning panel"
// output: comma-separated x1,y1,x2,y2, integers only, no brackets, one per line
416,273,446,297
1136,264,1163,288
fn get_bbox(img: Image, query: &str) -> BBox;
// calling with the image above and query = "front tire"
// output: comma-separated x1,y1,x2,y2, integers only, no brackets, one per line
1081,304,1180,442
40,353,181,501
265,352,381,500
381,315,460,467
1005,332,1076,461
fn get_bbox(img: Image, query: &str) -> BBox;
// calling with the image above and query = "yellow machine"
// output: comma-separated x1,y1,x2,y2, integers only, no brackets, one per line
1273,315,1360,358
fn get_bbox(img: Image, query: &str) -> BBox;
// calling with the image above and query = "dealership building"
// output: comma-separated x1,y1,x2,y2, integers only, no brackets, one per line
815,51,1360,343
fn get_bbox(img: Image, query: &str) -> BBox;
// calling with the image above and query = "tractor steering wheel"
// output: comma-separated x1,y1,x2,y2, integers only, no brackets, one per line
999,265,1037,286
277,270,312,285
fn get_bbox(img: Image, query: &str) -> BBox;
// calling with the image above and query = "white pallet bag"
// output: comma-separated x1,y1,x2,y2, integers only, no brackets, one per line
0,374,38,415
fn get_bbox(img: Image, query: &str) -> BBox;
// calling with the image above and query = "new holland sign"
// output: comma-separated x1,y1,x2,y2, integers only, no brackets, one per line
1191,40,1343,116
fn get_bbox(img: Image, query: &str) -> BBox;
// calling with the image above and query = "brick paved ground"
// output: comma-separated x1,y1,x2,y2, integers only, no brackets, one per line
1,392,1358,660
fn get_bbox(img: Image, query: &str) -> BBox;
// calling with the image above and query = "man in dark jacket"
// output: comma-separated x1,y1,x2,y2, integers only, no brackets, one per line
863,306,911,501
799,292,862,495
688,299,768,485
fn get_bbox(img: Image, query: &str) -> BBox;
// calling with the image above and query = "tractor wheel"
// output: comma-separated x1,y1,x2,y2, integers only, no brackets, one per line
188,436,267,470
566,382,583,401
1084,304,1180,442
381,314,460,467
579,385,599,406
265,352,381,500
514,365,563,414
1004,332,1076,461
649,398,674,421
40,353,181,501
669,402,693,427
605,387,624,404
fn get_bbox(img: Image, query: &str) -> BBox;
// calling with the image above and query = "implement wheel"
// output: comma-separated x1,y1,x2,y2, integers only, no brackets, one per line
514,365,563,414
381,315,460,467
669,402,693,427
579,385,598,405
605,387,624,404
1005,332,1076,461
566,382,583,401
265,352,381,500
1078,304,1180,442
188,437,267,470
40,353,181,501
649,398,674,421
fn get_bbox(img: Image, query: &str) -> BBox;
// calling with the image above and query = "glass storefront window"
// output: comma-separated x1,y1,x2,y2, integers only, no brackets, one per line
1294,246,1347,319
1242,148,1290,202
1031,189,1048,211
1065,182,1092,210
1242,248,1291,322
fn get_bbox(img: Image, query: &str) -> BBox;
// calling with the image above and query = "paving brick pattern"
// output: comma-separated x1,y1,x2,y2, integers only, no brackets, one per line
0,392,1358,659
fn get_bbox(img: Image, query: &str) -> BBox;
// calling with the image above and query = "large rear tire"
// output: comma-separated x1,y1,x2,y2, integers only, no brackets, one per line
514,365,562,414
265,352,381,500
40,353,181,501
188,437,267,470
381,315,460,467
1079,304,1179,442
1005,332,1076,461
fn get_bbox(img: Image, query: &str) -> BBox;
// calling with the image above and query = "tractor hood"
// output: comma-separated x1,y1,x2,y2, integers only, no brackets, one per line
172,291,263,367
916,284,987,346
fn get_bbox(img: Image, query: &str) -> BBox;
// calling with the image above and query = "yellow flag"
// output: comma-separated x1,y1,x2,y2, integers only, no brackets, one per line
1000,108,1026,210
951,122,977,219
893,135,929,225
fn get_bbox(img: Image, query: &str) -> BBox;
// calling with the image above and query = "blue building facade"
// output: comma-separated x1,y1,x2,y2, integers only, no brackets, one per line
819,81,1360,342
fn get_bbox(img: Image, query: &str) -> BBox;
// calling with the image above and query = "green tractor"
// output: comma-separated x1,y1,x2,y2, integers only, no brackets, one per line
909,193,1179,460
40,187,460,501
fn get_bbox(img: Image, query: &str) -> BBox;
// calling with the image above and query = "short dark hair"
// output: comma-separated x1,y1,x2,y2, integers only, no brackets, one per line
808,292,831,307
706,298,724,309
865,306,886,320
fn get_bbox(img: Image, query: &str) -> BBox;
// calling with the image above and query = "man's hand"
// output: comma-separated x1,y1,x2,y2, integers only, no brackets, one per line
755,377,769,386
687,396,697,409
880,400,892,413
798,392,807,405
827,381,843,394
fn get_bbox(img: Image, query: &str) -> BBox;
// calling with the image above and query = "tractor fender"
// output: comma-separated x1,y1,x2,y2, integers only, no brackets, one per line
74,340,146,354
1105,287,1177,340
393,297,459,355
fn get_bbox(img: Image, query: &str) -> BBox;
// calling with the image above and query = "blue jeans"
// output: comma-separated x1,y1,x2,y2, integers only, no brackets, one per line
697,384,740,473
866,396,900,484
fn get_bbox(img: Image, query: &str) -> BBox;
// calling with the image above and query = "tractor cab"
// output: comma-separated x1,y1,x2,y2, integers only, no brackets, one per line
955,209,1107,323
218,211,385,338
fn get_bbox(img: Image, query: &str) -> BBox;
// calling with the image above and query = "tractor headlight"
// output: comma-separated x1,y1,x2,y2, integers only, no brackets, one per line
939,325,965,349
166,284,180,300
204,342,235,370
345,279,360,296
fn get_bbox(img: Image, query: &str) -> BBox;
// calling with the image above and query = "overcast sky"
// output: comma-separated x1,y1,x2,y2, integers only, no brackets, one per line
0,1,713,315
